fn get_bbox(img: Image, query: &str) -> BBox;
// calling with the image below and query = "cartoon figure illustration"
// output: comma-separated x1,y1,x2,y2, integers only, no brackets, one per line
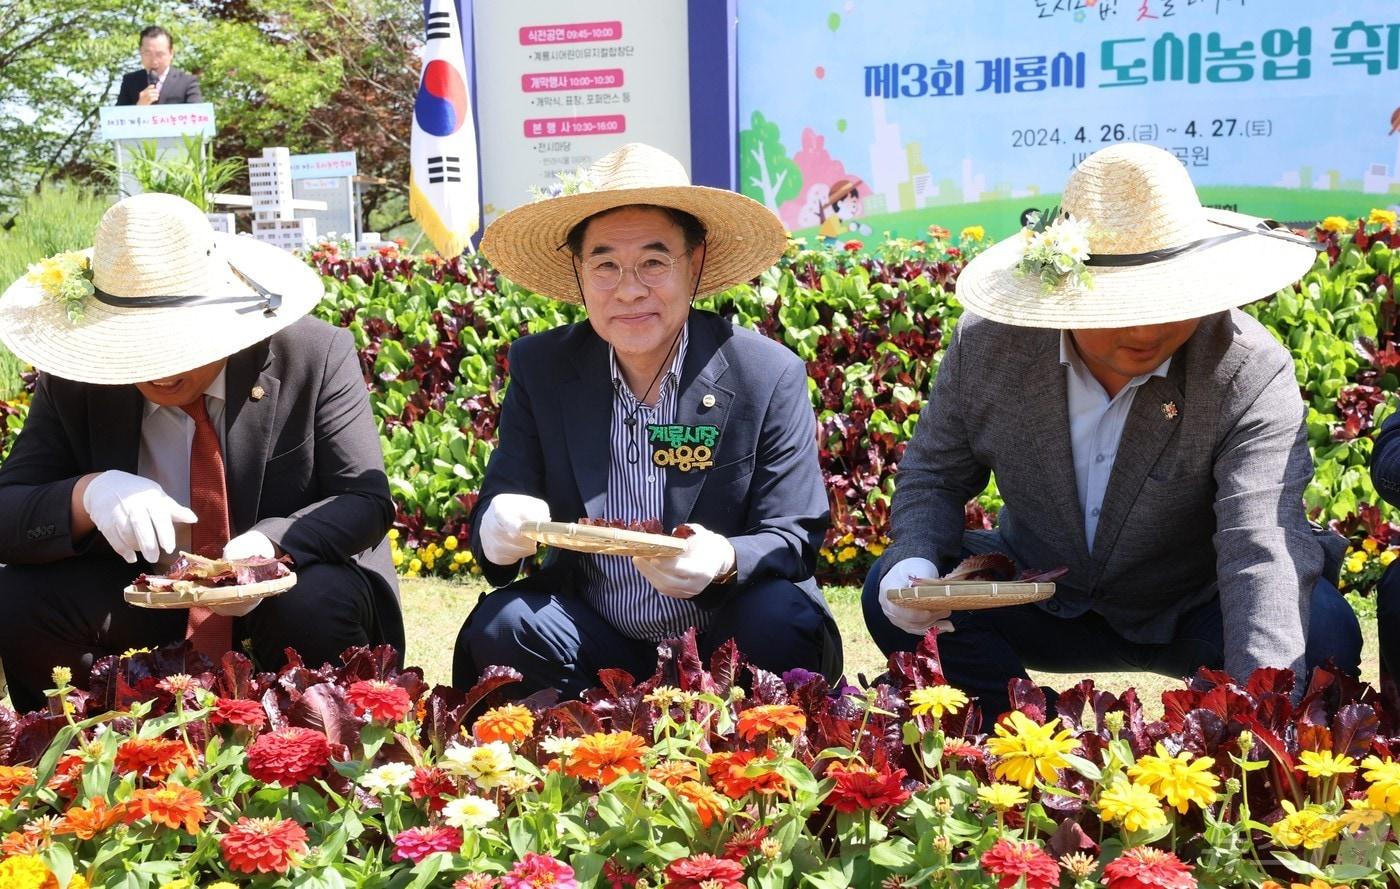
819,178,863,245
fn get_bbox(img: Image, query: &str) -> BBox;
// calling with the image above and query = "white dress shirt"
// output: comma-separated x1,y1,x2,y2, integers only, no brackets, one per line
1059,332,1170,549
136,369,227,565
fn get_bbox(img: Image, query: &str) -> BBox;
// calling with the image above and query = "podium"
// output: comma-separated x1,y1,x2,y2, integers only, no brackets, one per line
98,103,217,198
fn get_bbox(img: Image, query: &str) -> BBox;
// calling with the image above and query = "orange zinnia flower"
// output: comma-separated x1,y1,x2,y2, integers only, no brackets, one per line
126,783,205,833
58,797,125,841
706,750,790,799
564,732,648,785
736,704,807,742
0,829,45,856
473,704,535,745
0,764,37,805
649,760,701,787
676,780,728,828
115,737,194,782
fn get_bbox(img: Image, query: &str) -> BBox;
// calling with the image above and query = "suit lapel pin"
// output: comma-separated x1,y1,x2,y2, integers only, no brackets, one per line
251,385,266,401
1161,401,1178,420
701,394,716,408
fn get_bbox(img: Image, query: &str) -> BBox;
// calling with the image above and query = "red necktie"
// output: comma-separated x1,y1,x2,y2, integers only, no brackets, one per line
181,396,233,661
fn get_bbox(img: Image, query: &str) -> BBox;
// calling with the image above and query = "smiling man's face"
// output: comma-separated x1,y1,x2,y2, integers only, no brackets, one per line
135,358,226,407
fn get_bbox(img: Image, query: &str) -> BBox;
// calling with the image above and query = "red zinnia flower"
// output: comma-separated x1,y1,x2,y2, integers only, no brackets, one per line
823,761,912,813
602,858,638,888
391,826,462,864
348,680,412,723
721,824,770,861
247,727,333,787
46,755,85,799
980,839,1059,889
220,817,309,874
115,738,194,782
1103,847,1197,889
212,698,267,730
664,854,745,889
843,239,864,252
408,765,455,812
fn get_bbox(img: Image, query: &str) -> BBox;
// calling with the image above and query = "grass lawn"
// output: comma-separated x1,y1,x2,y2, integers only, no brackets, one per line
401,577,1382,719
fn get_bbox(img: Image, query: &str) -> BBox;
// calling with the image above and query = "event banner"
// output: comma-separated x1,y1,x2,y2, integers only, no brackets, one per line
736,1,1400,241
473,0,692,224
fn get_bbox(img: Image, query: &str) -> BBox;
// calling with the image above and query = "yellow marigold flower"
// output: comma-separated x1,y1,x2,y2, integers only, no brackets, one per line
206,883,240,889
1271,800,1341,849
1362,755,1400,814
409,558,422,573
1363,537,1380,554
473,704,535,745
1318,216,1352,234
443,535,459,551
454,551,470,564
1345,552,1367,574
960,225,986,242
907,685,969,718
0,855,56,889
868,542,885,557
1127,743,1219,814
68,876,90,889
1384,550,1398,567
837,546,857,562
1097,779,1167,833
392,550,404,567
976,782,1028,811
387,528,399,541
986,711,1078,788
1370,208,1398,229
160,880,191,889
1297,749,1356,779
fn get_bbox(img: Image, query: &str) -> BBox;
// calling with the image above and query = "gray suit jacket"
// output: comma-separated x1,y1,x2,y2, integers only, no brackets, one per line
0,316,403,652
884,309,1338,680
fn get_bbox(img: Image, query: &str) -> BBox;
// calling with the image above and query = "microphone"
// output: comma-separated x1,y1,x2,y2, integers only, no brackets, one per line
146,69,160,87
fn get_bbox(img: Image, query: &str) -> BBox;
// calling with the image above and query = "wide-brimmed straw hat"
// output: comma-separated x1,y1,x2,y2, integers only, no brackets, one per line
482,142,787,303
955,142,1322,329
0,193,324,385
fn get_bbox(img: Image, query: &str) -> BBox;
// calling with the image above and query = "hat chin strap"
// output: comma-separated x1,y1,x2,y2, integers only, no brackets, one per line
1085,218,1323,268
91,263,283,318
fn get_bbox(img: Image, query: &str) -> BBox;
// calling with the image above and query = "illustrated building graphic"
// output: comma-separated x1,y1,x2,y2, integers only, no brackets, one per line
249,147,318,251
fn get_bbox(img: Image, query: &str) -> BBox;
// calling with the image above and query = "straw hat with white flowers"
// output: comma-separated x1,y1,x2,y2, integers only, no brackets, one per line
0,193,324,385
955,142,1323,329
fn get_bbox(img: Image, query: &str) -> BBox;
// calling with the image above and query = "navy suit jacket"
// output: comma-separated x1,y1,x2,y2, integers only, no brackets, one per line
469,309,836,632
116,68,203,106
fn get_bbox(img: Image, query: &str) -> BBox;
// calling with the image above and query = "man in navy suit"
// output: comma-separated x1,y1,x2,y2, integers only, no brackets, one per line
454,143,841,696
116,27,203,106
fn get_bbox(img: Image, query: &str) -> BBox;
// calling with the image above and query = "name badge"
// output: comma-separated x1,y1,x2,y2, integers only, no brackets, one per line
647,424,719,472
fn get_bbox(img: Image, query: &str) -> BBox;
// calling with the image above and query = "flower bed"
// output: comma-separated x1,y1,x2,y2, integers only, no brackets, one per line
4,638,1400,887
2,215,1398,589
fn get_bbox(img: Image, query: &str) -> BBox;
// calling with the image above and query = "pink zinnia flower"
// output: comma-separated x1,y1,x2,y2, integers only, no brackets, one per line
390,826,462,864
500,853,578,889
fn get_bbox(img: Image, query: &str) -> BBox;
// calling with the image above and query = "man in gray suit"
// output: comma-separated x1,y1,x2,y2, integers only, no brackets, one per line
115,27,203,107
0,193,401,712
864,143,1360,716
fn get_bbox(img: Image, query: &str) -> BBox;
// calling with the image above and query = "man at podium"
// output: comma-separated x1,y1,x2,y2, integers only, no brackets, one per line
116,27,202,106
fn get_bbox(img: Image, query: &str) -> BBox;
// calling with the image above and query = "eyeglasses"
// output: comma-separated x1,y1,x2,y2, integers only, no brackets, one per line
579,251,677,291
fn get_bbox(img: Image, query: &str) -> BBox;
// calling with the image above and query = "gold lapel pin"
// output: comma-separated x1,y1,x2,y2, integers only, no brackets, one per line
251,385,266,401
1161,401,1178,420
702,394,716,408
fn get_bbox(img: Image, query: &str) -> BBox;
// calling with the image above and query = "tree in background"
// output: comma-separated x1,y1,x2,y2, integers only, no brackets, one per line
739,110,801,215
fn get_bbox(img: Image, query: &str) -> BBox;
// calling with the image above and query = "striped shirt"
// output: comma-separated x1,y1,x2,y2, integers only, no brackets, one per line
580,324,710,641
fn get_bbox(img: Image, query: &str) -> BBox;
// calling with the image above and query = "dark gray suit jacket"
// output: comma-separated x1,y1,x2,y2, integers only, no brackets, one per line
885,309,1341,681
116,68,203,106
469,309,837,647
0,316,403,652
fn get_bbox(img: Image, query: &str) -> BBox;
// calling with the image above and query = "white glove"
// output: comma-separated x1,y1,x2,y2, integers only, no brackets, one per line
633,524,736,600
210,531,278,617
879,557,954,636
479,494,550,565
82,470,198,564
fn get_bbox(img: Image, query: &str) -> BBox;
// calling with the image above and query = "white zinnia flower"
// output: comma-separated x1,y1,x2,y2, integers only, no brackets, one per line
442,794,500,829
357,762,416,796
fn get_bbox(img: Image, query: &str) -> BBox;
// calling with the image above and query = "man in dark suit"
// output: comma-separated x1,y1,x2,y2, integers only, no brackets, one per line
454,143,840,697
0,193,400,712
116,26,203,106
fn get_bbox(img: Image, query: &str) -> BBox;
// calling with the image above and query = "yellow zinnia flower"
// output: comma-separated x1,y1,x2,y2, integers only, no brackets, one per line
1383,550,1398,567
443,535,459,551
1369,208,1397,229
1126,743,1219,814
960,225,986,242
1318,216,1351,234
1271,800,1341,849
1297,749,1356,779
1345,552,1367,574
1362,755,1400,814
907,685,969,718
1363,538,1380,554
1097,779,1167,833
976,782,1028,811
986,711,1079,788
